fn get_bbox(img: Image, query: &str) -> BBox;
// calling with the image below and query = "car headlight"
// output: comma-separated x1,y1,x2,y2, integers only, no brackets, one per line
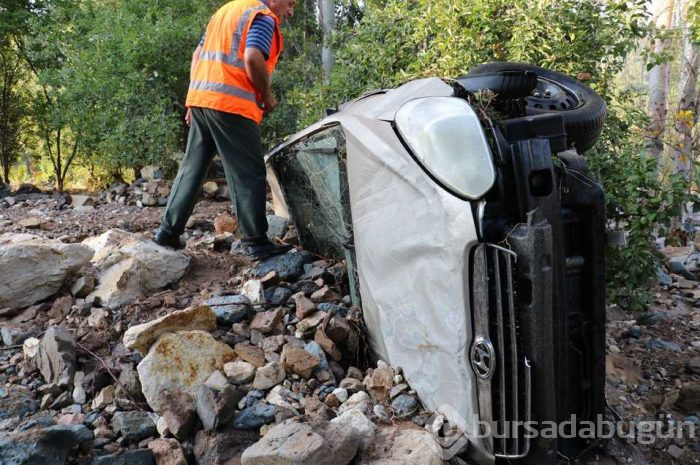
395,97,496,199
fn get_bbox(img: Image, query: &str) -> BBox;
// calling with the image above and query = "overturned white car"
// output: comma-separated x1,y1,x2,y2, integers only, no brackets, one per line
266,63,607,464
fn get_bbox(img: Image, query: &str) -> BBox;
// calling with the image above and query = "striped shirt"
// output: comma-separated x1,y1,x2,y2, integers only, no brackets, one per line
198,14,275,59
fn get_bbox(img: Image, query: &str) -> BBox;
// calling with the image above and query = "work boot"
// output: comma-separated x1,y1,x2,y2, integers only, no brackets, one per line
245,240,293,261
153,227,185,250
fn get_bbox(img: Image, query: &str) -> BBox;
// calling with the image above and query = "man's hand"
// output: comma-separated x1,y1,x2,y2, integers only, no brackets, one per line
185,108,192,126
262,91,277,113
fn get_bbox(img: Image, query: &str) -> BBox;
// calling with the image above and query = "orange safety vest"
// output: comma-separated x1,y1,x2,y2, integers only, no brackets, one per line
186,0,284,124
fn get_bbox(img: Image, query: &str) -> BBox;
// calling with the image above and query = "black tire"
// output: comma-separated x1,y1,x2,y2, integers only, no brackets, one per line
468,62,606,153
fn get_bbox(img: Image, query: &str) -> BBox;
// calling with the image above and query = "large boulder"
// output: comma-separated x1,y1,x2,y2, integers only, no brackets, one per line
0,233,93,310
241,419,360,465
358,426,446,465
0,424,93,465
123,305,216,354
137,331,236,410
83,229,190,308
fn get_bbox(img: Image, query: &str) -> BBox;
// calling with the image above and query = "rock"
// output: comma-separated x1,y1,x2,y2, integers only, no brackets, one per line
148,438,187,465
0,385,38,421
326,316,350,344
266,215,289,240
250,252,304,282
37,326,77,389
366,368,394,402
331,409,375,452
154,388,196,441
123,305,216,354
92,385,115,410
233,402,277,429
647,339,682,352
112,410,157,443
241,419,359,465
87,308,110,330
91,449,155,465
137,330,236,410
241,279,265,304
70,195,95,208
667,444,684,460
391,394,419,418
311,286,341,303
338,391,372,415
195,383,240,431
72,371,87,404
347,367,363,380
234,342,266,367
360,426,444,465
315,327,342,362
253,362,286,391
141,166,164,181
70,275,95,298
194,427,260,465
389,384,409,400
19,217,43,229
340,377,364,395
203,181,219,195
265,385,301,413
296,312,326,334
265,286,292,305
281,344,320,380
22,337,40,363
293,292,316,319
687,357,700,375
0,424,93,465
224,360,257,385
83,229,190,309
250,308,284,334
332,388,349,404
214,213,238,235
1,324,29,346
49,391,72,410
675,383,700,414
0,234,94,310
205,295,253,325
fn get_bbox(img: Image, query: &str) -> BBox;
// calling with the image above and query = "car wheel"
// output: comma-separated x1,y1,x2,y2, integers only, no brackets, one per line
467,62,606,153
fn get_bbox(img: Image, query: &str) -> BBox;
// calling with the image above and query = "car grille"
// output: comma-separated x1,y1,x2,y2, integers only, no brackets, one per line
484,244,532,459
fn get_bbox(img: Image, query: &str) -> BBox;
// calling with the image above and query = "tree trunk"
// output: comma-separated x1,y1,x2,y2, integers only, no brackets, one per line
647,0,676,162
672,4,699,178
319,0,335,83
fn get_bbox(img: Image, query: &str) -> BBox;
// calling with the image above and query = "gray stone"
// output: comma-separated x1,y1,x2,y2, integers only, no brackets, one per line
0,234,94,310
339,377,364,395
676,383,700,414
0,425,93,465
331,409,375,452
253,362,286,391
266,215,289,240
0,385,38,421
264,286,293,305
250,252,305,281
141,166,164,181
194,427,260,465
391,394,419,418
241,280,265,304
91,449,155,465
158,389,197,441
83,229,190,309
338,391,371,415
360,426,445,465
111,410,157,443
646,339,682,352
224,360,256,385
195,384,240,431
241,419,359,465
37,326,77,389
205,295,253,325
687,357,700,375
233,402,277,429
70,275,95,298
389,383,409,400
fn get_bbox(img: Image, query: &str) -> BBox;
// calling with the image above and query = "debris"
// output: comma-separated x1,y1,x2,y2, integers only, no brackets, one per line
675,383,700,414
253,362,286,391
233,402,277,429
224,360,257,385
123,305,216,354
195,382,240,431
281,344,320,379
155,388,196,441
137,330,236,410
37,326,77,389
249,307,284,334
0,234,93,310
250,252,305,281
234,342,266,367
111,410,157,443
148,438,188,465
214,213,238,235
90,449,155,465
0,425,93,465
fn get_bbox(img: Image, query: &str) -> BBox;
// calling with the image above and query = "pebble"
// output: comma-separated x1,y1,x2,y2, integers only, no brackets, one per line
391,394,418,418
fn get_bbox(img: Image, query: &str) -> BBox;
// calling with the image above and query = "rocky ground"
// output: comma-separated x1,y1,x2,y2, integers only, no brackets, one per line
0,176,698,465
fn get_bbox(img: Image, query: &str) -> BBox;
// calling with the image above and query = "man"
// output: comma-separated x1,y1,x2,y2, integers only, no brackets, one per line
154,0,296,260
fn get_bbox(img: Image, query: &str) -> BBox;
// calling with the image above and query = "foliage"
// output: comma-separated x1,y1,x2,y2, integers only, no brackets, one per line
0,40,30,184
588,89,693,310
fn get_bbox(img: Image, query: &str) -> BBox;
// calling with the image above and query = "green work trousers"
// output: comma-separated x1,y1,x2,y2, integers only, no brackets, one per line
161,107,268,244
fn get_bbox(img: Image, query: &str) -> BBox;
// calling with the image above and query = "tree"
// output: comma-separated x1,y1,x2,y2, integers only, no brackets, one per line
319,0,335,83
646,0,677,162
0,41,28,184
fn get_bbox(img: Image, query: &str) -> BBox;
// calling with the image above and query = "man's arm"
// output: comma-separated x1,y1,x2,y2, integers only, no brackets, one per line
244,47,277,113
185,44,203,126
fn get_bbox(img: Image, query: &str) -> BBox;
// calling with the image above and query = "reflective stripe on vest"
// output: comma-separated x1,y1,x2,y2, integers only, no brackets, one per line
189,80,257,102
198,4,267,69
